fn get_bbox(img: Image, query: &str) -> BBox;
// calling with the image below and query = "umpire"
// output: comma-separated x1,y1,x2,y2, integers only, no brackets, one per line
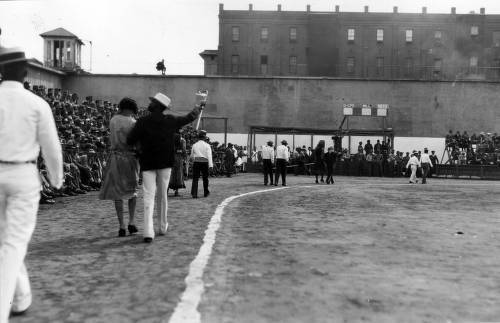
261,141,274,185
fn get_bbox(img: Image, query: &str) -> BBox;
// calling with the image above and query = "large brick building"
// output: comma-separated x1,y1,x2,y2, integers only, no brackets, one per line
201,4,500,81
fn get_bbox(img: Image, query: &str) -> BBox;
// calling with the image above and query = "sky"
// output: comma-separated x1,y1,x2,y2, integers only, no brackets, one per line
1,0,500,75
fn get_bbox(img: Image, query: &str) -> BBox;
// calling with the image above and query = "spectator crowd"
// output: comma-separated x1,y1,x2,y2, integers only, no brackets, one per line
445,130,500,165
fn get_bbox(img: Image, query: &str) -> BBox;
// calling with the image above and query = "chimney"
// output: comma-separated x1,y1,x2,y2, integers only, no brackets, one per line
249,3,253,11
422,7,427,14
219,3,224,13
364,5,369,13
307,4,310,12
480,7,485,14
393,6,398,13
451,7,456,14
335,5,340,13
278,4,282,11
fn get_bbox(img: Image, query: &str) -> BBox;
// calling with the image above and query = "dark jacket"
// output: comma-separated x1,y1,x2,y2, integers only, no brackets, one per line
127,110,198,171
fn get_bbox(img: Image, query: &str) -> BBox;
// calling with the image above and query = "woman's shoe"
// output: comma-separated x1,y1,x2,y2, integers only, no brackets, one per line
118,229,126,237
128,225,138,235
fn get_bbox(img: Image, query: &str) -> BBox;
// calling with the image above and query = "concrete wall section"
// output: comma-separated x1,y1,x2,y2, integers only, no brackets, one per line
26,63,64,89
63,75,500,138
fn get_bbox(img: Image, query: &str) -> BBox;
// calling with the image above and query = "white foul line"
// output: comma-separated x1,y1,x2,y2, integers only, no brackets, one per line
168,186,311,323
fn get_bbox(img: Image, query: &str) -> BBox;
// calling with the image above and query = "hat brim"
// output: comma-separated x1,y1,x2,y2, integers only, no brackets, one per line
149,97,169,110
0,57,29,66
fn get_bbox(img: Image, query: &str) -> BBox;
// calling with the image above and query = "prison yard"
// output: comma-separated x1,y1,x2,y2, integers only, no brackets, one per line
10,174,500,323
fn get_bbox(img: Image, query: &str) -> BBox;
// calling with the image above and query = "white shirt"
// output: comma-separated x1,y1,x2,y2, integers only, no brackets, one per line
190,140,213,168
261,145,275,160
276,145,290,161
406,155,421,168
0,81,63,188
420,153,433,167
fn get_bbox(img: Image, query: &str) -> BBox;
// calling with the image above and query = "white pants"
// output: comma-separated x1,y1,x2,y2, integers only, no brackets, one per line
0,165,40,323
142,168,171,239
410,165,418,183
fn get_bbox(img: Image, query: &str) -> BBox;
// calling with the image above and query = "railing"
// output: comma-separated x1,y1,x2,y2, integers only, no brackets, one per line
436,164,500,179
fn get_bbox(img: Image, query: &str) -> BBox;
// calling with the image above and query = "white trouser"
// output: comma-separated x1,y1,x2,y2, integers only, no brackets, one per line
142,168,171,239
0,164,40,323
410,164,418,183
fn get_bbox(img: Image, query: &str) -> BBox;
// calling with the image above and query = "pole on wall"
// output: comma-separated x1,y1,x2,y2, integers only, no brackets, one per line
224,118,227,145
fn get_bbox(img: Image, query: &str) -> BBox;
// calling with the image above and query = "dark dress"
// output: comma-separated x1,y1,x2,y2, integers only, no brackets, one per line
169,135,186,190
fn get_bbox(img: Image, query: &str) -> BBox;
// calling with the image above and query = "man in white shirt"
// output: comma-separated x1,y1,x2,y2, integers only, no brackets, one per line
190,130,213,198
419,148,433,184
405,150,421,184
275,140,290,186
261,141,274,185
0,47,63,321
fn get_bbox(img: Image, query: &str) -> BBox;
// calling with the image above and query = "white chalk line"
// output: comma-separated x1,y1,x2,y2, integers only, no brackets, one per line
168,185,314,323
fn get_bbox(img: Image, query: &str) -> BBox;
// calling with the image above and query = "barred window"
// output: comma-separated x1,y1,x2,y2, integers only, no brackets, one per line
289,27,297,41
348,28,355,41
376,57,384,75
435,31,442,40
289,56,297,74
377,29,384,42
232,26,240,41
406,29,413,42
347,57,355,73
231,55,239,73
260,55,268,75
261,27,268,41
471,26,479,36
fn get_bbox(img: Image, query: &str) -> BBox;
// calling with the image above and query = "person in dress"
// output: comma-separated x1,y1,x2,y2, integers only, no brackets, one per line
99,98,140,237
168,130,187,196
127,93,201,243
0,46,63,321
325,146,337,184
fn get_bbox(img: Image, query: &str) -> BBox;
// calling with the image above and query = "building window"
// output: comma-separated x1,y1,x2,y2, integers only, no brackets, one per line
435,31,442,40
231,55,239,73
433,58,442,76
405,57,413,76
406,29,413,42
289,56,297,74
289,27,297,42
377,29,384,42
232,26,240,42
376,57,384,75
260,55,268,74
471,26,479,36
493,31,500,47
347,57,355,73
470,56,478,67
66,42,71,60
348,28,355,41
494,59,500,78
261,27,268,42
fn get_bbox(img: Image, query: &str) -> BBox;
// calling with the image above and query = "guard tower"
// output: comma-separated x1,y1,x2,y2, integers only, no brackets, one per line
40,27,83,71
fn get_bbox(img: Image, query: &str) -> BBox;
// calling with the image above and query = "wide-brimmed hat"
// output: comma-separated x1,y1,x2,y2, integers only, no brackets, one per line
0,47,28,66
281,140,288,145
149,93,171,109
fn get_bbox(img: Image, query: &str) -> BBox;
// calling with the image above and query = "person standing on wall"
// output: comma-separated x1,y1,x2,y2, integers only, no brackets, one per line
0,46,63,321
275,140,290,186
190,130,213,198
127,93,202,243
261,141,274,185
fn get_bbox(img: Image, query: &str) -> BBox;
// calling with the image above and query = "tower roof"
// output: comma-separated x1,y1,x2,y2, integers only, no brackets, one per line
40,27,83,44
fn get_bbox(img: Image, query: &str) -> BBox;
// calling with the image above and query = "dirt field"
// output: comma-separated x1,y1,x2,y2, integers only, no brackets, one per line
12,174,500,323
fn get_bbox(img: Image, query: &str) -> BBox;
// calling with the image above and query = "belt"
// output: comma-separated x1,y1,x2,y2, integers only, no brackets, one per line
0,160,36,165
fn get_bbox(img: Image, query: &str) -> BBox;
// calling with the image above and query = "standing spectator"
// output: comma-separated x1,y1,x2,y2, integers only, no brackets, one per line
261,141,274,185
127,93,201,243
364,140,373,155
325,147,337,184
402,152,411,177
275,140,290,186
99,98,140,237
168,130,187,197
357,141,364,155
406,151,421,184
0,47,63,320
190,130,213,198
374,140,382,155
420,148,433,184
314,140,326,183
429,151,439,177
224,143,236,177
